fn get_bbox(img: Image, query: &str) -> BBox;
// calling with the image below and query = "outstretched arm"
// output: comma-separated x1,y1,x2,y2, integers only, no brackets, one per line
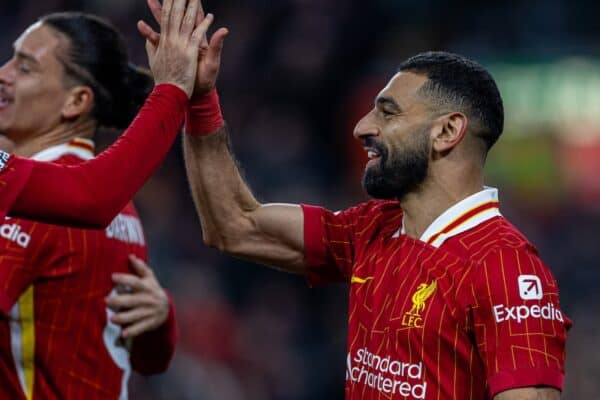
9,85,186,228
7,0,213,229
183,128,306,274
139,0,308,273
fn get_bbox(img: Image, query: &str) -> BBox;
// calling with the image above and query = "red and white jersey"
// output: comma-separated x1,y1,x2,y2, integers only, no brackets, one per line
0,139,175,400
302,188,571,400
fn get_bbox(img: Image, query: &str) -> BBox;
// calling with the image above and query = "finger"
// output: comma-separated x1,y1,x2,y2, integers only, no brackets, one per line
137,20,160,46
161,0,173,39
123,319,155,338
207,27,228,61
128,254,153,278
195,0,208,47
111,307,154,326
111,273,147,291
147,0,162,26
181,0,199,40
144,39,157,61
190,13,214,49
105,293,152,310
168,0,186,39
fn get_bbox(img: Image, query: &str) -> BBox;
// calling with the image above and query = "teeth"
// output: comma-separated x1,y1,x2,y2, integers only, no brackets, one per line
367,150,379,159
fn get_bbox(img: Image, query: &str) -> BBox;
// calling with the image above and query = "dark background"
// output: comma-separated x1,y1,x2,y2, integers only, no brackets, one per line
2,0,599,398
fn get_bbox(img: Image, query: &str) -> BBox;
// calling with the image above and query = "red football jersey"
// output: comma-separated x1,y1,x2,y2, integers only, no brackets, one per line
0,139,176,400
0,150,33,220
303,188,570,399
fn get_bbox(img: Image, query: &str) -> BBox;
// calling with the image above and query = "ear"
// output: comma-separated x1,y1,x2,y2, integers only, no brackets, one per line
430,112,468,154
61,86,94,120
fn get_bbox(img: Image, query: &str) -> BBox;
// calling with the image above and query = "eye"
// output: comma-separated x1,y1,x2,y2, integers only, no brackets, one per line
17,62,31,74
380,108,394,118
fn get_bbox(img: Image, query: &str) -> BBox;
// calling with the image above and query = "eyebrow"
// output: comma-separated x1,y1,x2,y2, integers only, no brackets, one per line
13,48,40,66
375,96,402,113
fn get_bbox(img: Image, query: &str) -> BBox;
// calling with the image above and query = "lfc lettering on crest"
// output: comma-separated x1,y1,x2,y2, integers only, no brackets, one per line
402,281,437,328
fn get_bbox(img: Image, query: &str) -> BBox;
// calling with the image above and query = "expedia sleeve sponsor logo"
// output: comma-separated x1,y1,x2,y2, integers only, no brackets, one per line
493,302,564,323
0,150,11,172
518,275,543,300
0,221,31,248
346,347,427,398
493,274,564,324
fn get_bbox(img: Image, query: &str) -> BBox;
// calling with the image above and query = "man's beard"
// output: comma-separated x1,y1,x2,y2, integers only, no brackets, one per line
362,127,430,200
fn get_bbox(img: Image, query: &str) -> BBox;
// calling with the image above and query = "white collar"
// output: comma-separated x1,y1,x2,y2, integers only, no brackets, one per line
31,138,95,161
393,187,501,248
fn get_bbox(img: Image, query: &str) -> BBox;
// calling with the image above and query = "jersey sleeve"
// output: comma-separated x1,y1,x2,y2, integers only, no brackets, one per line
9,84,188,229
301,203,362,286
470,245,571,397
130,290,178,375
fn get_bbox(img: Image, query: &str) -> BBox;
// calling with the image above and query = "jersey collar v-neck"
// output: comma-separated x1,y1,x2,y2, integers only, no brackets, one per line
394,187,502,248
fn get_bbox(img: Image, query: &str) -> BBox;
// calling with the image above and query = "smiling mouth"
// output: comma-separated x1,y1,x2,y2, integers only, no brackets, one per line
0,94,11,110
365,147,381,160
364,147,383,169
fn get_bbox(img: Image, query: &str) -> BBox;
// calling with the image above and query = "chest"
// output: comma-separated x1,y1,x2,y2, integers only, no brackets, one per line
348,236,474,337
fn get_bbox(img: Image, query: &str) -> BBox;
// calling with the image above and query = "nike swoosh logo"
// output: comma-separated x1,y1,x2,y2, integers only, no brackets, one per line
351,275,374,284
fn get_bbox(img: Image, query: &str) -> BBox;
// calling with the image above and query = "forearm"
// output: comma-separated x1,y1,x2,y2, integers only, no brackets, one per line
494,387,560,400
183,127,260,250
183,127,306,272
11,85,187,228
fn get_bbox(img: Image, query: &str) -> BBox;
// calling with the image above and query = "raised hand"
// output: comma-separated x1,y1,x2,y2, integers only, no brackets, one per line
138,0,228,97
144,0,216,98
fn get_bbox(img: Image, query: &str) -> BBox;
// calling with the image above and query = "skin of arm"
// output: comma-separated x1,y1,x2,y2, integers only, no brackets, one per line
140,0,307,273
183,128,307,274
493,387,561,400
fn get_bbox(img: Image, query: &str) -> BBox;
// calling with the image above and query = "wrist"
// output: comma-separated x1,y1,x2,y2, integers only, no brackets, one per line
185,89,225,136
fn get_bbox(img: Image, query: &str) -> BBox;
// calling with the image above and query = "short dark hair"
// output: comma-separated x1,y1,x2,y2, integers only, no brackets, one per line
398,51,504,151
40,12,153,130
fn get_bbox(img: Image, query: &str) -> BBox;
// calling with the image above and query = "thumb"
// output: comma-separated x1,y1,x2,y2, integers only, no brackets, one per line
128,254,152,278
207,27,228,62
138,20,160,46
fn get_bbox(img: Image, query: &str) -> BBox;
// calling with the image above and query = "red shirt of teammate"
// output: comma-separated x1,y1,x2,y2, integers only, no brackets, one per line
0,139,177,399
303,188,570,399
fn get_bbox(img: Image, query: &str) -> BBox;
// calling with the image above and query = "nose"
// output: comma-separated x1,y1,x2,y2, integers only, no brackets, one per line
353,109,380,141
0,60,15,86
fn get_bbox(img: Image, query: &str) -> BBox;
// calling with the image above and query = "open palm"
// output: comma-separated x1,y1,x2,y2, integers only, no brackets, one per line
138,0,228,97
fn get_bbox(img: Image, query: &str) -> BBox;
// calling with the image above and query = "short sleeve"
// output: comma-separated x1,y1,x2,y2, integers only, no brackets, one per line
0,152,34,220
470,245,571,397
301,204,360,286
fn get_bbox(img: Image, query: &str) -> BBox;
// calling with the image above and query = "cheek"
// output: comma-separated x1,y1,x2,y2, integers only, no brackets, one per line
7,78,66,132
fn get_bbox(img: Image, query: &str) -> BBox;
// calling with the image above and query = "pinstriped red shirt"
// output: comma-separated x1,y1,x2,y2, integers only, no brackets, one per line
0,139,176,400
302,188,570,400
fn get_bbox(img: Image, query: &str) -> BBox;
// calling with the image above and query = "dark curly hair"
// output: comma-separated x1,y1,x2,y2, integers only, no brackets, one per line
399,51,504,152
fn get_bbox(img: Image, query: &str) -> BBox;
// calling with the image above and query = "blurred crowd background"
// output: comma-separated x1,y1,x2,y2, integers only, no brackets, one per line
2,0,600,398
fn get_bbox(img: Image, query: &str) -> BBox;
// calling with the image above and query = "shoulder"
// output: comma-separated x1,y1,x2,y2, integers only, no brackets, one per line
340,199,402,221
469,219,560,294
447,216,537,263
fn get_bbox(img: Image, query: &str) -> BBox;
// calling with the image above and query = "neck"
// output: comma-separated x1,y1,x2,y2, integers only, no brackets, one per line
400,163,484,240
13,119,96,158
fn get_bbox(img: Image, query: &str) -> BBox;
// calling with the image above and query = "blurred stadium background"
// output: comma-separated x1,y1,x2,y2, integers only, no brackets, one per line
2,0,599,398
